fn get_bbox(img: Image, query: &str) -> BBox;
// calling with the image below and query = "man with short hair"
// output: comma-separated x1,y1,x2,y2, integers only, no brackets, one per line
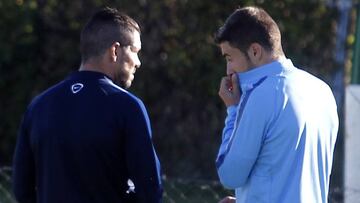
215,6,338,203
12,7,162,203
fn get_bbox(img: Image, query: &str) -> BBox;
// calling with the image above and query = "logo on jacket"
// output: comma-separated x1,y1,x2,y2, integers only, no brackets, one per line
126,179,136,194
71,83,84,94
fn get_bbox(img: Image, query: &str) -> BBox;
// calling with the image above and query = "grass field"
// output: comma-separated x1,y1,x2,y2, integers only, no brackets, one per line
0,167,233,203
0,167,346,203
0,167,16,203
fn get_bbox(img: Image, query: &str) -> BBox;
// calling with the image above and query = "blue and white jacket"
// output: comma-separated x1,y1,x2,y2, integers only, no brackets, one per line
216,57,338,203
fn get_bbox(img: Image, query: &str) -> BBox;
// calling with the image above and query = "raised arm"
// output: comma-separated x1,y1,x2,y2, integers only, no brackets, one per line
216,79,275,188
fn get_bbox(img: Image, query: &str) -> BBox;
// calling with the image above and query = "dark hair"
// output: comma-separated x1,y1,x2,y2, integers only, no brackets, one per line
80,7,140,62
215,6,283,55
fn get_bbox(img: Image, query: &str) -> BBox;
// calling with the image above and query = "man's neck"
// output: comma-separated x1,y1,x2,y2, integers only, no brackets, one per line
79,60,107,75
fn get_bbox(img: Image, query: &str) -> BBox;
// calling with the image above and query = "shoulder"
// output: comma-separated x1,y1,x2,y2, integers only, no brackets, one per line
99,80,146,112
239,77,281,122
248,76,283,105
27,80,67,111
103,85,150,126
287,68,335,101
19,79,68,128
241,76,287,125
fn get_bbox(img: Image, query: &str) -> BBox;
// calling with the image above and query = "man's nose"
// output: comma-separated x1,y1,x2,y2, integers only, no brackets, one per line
135,56,141,68
226,65,234,76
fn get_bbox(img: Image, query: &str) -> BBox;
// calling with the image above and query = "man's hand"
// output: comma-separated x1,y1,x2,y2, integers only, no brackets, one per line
219,196,236,203
218,73,241,107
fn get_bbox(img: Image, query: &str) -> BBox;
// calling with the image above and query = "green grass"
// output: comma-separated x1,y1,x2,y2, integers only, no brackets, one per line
0,167,16,203
0,169,346,203
162,177,233,203
0,168,232,203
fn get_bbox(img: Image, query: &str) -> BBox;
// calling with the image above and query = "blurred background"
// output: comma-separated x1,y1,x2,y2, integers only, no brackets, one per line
1,0,359,202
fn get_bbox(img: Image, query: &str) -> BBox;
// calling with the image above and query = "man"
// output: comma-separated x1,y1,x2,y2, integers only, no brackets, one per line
12,7,162,203
215,6,338,203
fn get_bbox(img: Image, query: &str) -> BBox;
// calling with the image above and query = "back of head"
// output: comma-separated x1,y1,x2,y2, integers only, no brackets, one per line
80,7,140,63
215,6,283,56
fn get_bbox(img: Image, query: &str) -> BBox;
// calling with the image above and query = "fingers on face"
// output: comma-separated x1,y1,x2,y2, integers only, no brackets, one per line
218,77,231,96
231,73,238,84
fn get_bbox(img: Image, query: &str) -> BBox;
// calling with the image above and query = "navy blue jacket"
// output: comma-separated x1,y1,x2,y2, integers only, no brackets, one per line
13,71,162,203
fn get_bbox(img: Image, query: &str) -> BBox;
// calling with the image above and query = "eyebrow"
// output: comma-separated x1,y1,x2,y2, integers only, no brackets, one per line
222,53,230,57
130,45,141,52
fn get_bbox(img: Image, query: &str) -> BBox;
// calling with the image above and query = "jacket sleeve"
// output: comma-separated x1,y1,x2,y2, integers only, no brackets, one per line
216,105,237,167
216,85,275,189
124,98,162,203
12,109,36,203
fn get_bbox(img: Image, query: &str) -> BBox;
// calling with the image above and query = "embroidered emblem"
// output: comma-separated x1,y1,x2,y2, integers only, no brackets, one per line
71,83,84,94
126,179,136,194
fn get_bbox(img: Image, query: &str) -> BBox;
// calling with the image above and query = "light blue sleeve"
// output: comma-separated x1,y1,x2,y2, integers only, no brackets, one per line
216,105,237,162
216,83,275,189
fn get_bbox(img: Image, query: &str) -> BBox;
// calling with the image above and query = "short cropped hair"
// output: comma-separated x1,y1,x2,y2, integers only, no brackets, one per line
215,6,283,55
80,7,140,62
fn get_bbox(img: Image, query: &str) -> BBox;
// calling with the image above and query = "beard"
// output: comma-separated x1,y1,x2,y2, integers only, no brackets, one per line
113,52,136,89
113,69,133,89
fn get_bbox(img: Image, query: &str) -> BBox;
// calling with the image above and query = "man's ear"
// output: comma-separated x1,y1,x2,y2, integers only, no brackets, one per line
109,42,121,62
247,43,262,63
